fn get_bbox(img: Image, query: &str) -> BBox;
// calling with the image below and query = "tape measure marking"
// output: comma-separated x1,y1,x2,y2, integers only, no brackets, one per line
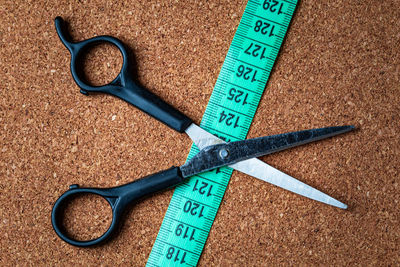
147,0,298,266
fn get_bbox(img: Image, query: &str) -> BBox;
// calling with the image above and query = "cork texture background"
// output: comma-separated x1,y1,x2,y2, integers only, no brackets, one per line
1,0,399,265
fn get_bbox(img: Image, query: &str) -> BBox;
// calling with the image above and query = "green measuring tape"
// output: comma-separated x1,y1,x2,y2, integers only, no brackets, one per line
147,0,298,265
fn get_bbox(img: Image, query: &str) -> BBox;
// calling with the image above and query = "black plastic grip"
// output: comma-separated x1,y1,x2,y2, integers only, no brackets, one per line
51,167,184,247
112,79,193,133
54,16,193,132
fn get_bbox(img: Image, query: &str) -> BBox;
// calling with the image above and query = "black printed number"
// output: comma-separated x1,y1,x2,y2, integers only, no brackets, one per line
193,179,213,197
236,65,257,82
227,88,249,106
254,20,276,37
175,223,195,241
183,200,205,218
244,42,268,60
219,111,240,128
166,247,187,264
263,0,284,15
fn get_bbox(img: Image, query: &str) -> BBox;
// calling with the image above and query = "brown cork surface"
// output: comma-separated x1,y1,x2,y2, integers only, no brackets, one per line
1,0,399,265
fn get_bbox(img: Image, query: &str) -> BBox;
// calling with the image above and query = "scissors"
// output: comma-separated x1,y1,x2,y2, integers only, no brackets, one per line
51,17,354,247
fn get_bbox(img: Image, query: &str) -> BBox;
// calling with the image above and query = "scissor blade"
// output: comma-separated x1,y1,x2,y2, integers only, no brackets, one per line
217,125,355,162
182,126,354,177
185,123,225,149
183,124,351,209
230,158,348,209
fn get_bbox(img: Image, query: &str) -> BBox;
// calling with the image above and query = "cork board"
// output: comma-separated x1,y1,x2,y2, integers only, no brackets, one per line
1,0,399,265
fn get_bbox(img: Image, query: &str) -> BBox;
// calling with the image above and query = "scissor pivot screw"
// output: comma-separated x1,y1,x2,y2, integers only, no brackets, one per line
219,148,229,159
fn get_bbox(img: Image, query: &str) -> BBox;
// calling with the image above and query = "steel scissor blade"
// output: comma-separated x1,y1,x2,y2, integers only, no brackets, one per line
218,125,355,162
182,126,354,177
184,124,351,209
230,158,348,209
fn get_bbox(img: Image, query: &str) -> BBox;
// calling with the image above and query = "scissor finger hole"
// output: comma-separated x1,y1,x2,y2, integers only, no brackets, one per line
59,193,112,241
80,43,123,86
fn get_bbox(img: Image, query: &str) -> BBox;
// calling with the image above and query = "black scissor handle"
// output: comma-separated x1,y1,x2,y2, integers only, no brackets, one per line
51,185,123,247
51,167,184,247
54,16,130,95
54,17,192,132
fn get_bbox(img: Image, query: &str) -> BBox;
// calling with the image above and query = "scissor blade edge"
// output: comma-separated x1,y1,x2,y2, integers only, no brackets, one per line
221,125,356,163
230,158,348,209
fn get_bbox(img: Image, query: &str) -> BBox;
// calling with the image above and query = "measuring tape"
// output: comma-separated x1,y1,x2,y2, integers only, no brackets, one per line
147,0,298,265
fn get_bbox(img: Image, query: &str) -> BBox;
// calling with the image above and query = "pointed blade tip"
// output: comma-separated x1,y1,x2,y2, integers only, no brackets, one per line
343,125,356,132
329,200,348,209
324,125,355,137
334,125,355,132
